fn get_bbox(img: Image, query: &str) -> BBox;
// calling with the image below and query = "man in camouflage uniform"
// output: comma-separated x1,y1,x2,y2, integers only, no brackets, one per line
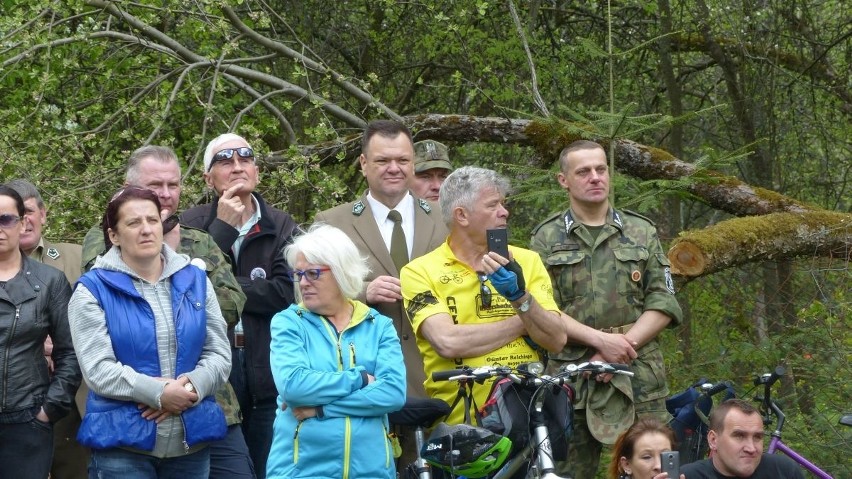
81,145,254,478
7,179,88,479
530,140,683,479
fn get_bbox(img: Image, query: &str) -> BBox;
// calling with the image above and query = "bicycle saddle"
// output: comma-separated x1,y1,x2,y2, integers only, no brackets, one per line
388,397,452,428
840,414,852,427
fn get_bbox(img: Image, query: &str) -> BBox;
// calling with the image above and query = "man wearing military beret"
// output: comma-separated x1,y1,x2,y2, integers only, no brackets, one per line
313,120,448,467
7,178,87,479
412,139,453,202
530,140,683,479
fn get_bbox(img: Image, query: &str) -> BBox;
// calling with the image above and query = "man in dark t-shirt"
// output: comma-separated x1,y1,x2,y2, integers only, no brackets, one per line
682,399,804,479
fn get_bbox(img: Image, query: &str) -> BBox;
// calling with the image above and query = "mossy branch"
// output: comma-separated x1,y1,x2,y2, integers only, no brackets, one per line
669,212,852,278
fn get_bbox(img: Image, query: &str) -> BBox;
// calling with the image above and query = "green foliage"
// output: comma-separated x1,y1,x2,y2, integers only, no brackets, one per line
0,2,849,472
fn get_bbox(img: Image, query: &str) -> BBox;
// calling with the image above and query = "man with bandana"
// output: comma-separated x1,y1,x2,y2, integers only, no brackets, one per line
530,140,683,479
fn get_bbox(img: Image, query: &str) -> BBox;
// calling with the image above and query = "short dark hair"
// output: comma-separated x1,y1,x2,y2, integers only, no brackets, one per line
126,145,180,184
0,184,26,217
709,398,760,433
5,179,45,209
103,186,162,249
558,140,604,171
361,120,413,156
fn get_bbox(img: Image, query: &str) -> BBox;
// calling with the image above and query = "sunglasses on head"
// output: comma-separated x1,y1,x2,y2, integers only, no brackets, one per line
210,147,255,168
478,272,492,309
0,214,22,229
292,268,331,282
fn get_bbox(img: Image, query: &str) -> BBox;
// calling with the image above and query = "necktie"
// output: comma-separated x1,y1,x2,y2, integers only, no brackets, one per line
387,210,409,271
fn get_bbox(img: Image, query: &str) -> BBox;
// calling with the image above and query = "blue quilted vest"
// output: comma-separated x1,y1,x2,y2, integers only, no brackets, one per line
76,265,226,451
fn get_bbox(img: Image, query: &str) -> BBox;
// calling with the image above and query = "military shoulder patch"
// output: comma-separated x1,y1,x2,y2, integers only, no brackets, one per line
46,247,60,260
664,266,675,294
530,210,564,236
622,209,656,227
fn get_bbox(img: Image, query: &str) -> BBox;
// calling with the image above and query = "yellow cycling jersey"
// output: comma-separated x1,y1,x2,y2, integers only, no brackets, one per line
401,240,559,426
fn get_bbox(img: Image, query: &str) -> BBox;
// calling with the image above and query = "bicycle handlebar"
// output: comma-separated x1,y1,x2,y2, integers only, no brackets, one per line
753,365,785,387
702,380,733,396
430,361,634,385
431,368,472,382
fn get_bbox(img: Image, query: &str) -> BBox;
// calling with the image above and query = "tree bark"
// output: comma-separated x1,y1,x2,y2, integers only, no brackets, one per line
668,211,852,278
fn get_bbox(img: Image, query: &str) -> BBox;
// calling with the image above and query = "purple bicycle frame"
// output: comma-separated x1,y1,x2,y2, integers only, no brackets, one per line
768,436,833,479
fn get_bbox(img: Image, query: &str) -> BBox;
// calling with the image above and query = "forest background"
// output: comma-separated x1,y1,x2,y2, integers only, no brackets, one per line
1,0,849,475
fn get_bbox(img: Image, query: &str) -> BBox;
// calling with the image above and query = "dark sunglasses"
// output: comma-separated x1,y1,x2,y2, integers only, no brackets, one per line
0,214,22,229
478,272,492,309
210,147,255,168
292,268,331,282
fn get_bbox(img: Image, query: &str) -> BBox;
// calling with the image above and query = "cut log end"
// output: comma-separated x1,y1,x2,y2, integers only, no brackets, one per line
668,241,706,277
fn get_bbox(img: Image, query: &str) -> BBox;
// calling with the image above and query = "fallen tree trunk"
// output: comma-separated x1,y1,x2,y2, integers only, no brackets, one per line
278,114,849,278
668,211,852,277
282,114,816,218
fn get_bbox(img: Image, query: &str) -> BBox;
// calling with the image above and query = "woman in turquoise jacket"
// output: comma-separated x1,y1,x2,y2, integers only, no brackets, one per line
267,224,406,479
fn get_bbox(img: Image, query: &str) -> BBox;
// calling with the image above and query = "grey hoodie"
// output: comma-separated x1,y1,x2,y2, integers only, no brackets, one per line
69,245,231,457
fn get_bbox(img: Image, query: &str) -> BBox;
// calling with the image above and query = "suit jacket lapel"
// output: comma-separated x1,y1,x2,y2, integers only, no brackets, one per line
412,198,439,258
351,197,397,275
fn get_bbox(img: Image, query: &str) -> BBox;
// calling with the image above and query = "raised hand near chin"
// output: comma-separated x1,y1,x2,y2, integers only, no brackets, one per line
217,184,246,228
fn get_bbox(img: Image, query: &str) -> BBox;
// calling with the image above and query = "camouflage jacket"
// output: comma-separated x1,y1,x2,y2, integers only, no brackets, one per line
81,224,246,424
530,207,683,404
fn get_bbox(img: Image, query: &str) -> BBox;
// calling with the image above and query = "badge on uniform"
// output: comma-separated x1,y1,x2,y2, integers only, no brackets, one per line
664,266,675,294
631,270,642,282
250,267,267,280
352,200,365,216
418,198,432,213
46,247,60,260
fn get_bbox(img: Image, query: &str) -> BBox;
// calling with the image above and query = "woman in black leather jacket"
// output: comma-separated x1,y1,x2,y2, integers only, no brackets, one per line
0,184,81,477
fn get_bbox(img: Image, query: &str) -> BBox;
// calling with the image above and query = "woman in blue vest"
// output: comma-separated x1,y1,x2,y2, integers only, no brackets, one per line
266,224,406,478
68,186,231,478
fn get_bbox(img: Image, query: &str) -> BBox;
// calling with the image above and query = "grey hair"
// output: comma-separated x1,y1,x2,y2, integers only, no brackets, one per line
125,145,181,185
284,223,371,302
5,179,44,209
203,133,250,172
438,166,511,227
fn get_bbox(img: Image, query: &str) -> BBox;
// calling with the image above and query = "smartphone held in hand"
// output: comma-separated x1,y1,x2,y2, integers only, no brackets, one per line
486,228,510,259
661,451,680,478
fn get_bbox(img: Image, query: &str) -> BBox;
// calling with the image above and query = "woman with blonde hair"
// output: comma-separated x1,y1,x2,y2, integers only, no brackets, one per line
266,223,406,478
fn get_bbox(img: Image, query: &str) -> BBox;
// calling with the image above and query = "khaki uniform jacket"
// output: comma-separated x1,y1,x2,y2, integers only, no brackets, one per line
30,239,82,286
314,192,448,398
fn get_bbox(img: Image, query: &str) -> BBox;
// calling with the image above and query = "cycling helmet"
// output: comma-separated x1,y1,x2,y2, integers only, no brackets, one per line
421,422,512,478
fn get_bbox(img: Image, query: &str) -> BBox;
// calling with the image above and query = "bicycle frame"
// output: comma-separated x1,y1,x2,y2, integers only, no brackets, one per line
757,367,834,479
764,400,833,479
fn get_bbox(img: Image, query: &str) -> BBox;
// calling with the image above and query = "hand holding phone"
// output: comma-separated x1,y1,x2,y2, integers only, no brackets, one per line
660,451,680,478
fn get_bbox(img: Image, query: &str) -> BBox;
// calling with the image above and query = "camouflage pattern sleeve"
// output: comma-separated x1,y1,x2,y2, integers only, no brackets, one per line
80,225,106,273
180,227,246,328
529,214,565,308
637,225,683,326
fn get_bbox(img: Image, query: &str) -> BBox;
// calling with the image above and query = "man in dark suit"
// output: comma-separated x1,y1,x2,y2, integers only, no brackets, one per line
314,121,448,401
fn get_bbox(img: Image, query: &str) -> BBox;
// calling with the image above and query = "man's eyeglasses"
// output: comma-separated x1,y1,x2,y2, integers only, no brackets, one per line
478,272,492,309
0,214,23,229
210,147,255,170
292,268,331,282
